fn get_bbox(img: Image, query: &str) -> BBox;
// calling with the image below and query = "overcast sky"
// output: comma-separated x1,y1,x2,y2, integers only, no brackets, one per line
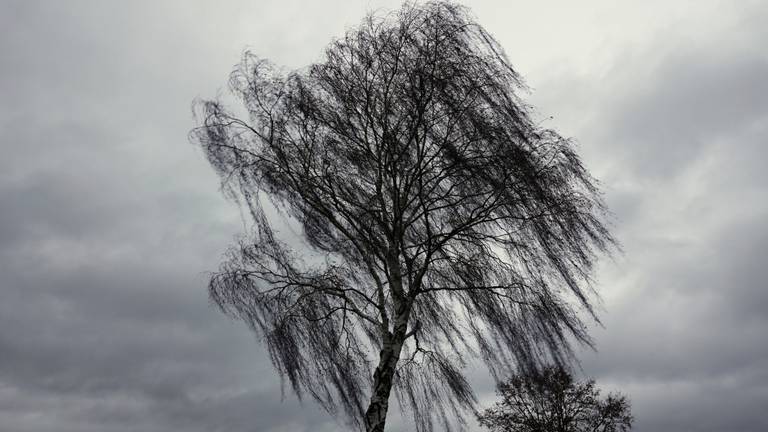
1,1,767,431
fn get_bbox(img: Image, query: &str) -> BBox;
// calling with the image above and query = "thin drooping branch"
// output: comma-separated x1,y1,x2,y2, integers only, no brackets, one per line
191,2,615,431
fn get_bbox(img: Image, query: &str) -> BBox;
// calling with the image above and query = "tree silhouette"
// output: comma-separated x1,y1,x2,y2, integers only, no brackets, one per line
478,366,633,432
191,1,614,431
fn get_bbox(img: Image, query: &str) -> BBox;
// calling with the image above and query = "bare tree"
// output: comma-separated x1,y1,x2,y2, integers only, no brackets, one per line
478,366,633,432
191,1,614,431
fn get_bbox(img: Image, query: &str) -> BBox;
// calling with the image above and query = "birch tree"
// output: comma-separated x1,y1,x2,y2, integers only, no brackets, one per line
191,2,615,431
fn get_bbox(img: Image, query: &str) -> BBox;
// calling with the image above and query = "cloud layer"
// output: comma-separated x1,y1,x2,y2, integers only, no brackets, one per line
1,1,766,431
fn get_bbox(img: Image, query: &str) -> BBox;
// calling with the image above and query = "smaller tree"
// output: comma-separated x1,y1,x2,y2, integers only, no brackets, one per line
477,366,633,432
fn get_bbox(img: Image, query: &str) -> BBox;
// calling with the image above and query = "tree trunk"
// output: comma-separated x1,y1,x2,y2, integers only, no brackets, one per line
363,334,405,432
364,289,412,432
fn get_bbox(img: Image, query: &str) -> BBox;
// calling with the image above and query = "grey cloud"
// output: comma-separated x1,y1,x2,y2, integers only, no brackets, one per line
603,53,768,178
2,1,767,432
532,5,768,432
0,1,355,430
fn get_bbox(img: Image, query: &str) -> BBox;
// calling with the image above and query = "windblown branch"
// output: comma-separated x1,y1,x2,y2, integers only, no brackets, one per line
191,2,615,431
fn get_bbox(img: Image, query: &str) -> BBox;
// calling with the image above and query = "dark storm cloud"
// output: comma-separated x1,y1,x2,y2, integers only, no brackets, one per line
529,4,768,432
1,1,766,431
0,1,354,430
0,75,338,428
599,52,768,179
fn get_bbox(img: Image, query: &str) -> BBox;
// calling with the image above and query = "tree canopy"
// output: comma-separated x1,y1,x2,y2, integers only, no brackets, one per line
478,366,633,432
191,1,615,431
